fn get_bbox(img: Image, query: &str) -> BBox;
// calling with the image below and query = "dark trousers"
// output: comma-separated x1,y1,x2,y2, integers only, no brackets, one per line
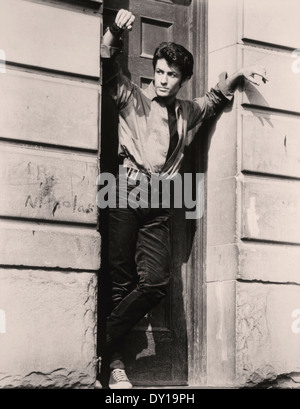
106,176,171,368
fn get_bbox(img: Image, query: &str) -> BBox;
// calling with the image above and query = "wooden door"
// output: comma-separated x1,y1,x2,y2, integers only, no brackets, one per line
101,0,199,387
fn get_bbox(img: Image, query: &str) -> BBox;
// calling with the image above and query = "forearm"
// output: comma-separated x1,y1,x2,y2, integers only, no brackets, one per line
102,24,124,48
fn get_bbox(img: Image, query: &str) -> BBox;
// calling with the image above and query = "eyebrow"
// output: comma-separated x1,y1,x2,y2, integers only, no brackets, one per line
156,68,179,75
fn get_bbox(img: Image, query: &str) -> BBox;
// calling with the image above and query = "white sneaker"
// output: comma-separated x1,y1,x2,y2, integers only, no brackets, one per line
109,368,133,389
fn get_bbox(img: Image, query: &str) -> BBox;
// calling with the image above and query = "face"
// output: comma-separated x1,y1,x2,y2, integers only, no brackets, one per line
154,58,184,104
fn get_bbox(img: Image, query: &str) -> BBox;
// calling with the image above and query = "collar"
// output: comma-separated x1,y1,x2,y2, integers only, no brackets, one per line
144,81,182,112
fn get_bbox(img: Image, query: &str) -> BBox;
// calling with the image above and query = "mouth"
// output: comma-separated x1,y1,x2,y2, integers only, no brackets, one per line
158,88,169,92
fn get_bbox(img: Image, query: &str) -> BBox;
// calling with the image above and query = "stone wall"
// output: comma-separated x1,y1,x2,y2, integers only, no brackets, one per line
0,0,102,388
0,270,97,388
206,0,300,388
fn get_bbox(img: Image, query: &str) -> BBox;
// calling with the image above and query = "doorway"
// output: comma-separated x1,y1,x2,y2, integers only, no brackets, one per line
99,0,208,387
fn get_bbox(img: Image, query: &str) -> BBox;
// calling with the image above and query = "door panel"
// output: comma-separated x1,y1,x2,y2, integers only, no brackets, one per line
102,0,193,386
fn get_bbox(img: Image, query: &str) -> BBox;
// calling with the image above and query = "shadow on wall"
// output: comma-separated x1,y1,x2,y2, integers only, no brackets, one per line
199,78,275,168
244,82,274,128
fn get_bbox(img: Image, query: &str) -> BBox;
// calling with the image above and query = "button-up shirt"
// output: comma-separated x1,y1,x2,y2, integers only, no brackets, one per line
101,43,234,178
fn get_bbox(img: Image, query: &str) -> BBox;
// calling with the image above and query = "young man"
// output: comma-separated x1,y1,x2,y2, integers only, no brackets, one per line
100,9,267,389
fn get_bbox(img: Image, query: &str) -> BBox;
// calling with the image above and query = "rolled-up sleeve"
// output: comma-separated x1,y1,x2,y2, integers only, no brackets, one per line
187,72,234,131
101,43,122,59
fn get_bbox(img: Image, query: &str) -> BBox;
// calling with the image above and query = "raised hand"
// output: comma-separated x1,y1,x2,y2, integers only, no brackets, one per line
115,9,136,31
239,65,269,86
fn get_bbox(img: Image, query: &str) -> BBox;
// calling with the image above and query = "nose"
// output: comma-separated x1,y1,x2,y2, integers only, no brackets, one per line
160,73,168,85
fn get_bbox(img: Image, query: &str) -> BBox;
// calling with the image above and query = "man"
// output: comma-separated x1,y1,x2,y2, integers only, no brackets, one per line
100,9,267,389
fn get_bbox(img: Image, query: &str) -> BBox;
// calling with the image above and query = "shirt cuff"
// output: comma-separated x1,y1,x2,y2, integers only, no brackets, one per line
216,71,235,102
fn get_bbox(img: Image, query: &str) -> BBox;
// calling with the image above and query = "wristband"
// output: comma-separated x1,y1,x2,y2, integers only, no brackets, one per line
109,22,125,37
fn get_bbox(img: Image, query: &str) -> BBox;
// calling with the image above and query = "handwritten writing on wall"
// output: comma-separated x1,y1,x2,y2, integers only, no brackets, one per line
25,194,95,216
22,161,97,218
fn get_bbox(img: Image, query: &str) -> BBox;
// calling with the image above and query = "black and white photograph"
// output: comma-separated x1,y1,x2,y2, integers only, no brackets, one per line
0,0,299,393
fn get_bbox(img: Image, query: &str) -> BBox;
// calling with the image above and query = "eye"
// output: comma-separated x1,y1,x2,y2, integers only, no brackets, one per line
156,69,163,74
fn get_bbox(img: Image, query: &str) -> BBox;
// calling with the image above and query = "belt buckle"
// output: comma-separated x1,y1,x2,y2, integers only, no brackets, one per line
127,168,139,182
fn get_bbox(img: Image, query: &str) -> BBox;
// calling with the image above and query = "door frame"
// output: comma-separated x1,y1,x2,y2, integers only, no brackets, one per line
186,0,208,386
99,0,209,387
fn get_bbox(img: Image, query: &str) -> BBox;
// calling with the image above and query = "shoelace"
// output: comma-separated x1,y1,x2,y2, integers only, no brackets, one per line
112,369,129,383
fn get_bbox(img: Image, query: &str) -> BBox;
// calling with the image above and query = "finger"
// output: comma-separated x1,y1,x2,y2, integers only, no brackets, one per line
257,71,269,83
125,15,135,29
254,73,269,84
115,9,128,27
118,12,133,28
246,76,260,86
254,67,268,81
254,71,268,79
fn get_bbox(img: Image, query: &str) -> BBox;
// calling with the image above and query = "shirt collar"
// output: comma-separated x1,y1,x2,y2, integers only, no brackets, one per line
145,81,182,111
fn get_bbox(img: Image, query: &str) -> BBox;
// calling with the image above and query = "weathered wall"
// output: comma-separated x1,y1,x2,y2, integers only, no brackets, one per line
206,0,300,388
0,0,102,388
0,270,97,388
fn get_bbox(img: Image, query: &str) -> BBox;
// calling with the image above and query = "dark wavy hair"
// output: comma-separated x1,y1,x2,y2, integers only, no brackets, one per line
152,42,194,82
